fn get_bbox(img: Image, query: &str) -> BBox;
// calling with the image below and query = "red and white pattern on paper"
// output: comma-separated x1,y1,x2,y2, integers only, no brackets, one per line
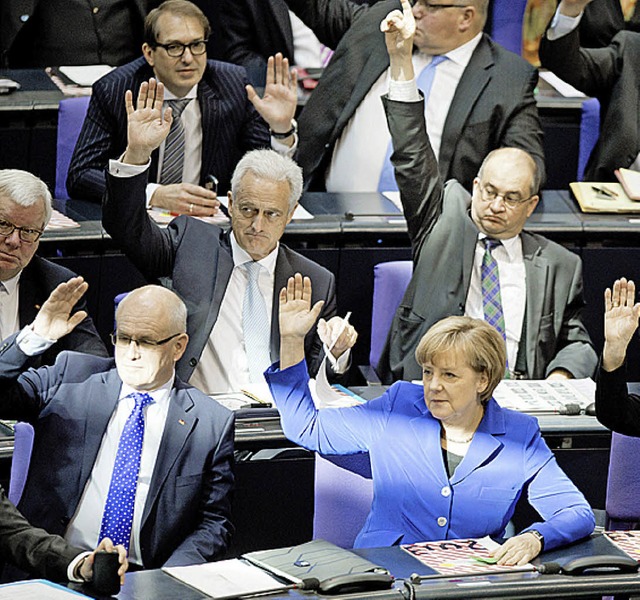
402,538,529,576
605,531,640,561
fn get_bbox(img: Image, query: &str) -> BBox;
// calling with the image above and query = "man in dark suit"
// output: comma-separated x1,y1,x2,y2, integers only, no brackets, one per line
285,0,544,193
68,0,298,217
580,0,640,48
0,279,234,574
0,169,107,366
0,0,154,68
103,79,355,394
539,0,640,183
375,0,596,383
0,487,127,584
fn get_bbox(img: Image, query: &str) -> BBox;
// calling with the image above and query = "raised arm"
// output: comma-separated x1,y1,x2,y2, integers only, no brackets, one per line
602,278,640,372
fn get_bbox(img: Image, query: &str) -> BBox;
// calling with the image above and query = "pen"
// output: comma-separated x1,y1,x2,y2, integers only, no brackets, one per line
591,185,618,198
240,388,270,406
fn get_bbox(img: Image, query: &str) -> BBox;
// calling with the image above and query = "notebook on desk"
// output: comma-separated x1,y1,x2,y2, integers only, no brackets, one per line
570,181,640,213
242,539,387,584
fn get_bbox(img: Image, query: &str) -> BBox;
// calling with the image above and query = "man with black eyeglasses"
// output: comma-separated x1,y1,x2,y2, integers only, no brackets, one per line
285,0,544,194
0,169,107,367
374,0,596,383
0,281,234,581
68,0,298,217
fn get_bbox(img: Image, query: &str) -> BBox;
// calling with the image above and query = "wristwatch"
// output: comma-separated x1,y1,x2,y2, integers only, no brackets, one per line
528,529,545,549
271,118,297,139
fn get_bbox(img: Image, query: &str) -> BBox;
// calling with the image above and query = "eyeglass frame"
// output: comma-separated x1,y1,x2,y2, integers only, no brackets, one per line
412,1,470,11
477,182,537,209
151,39,208,58
110,331,183,349
0,219,44,243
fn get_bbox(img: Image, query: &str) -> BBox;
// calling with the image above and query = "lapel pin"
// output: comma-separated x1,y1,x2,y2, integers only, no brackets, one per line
178,419,186,425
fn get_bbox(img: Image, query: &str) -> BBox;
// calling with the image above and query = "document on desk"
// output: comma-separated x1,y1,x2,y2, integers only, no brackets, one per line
402,537,533,576
492,378,595,413
163,558,288,599
605,531,640,561
0,580,90,598
570,181,640,213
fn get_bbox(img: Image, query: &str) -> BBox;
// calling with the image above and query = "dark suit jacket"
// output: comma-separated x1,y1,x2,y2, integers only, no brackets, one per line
580,0,640,48
596,365,640,436
102,169,337,382
284,0,544,192
220,0,294,87
16,256,107,367
0,340,235,570
376,96,597,383
0,0,148,68
67,57,270,202
0,486,81,582
540,27,640,183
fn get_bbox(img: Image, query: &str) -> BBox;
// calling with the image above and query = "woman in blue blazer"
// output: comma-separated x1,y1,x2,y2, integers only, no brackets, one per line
265,274,595,566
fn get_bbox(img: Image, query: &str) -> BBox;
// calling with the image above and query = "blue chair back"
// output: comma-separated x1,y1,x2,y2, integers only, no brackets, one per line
370,261,413,371
489,0,528,55
313,454,373,548
9,422,35,505
605,432,640,530
55,96,91,200
577,97,601,181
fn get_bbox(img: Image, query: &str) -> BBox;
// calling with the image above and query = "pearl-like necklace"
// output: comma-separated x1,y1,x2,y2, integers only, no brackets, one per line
440,429,474,444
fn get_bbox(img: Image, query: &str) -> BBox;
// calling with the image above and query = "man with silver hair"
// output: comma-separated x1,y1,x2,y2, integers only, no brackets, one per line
0,169,106,365
103,79,356,394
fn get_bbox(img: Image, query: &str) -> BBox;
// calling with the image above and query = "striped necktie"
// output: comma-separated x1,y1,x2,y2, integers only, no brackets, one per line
160,98,193,185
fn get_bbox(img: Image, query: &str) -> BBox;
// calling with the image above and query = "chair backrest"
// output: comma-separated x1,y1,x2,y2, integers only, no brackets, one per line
55,95,91,200
370,261,413,371
313,454,373,549
489,0,528,55
577,97,601,181
8,422,35,505
605,431,640,529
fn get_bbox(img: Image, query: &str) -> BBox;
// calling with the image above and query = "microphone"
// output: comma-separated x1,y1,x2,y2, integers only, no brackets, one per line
236,577,320,599
344,210,401,221
558,403,581,416
409,562,561,584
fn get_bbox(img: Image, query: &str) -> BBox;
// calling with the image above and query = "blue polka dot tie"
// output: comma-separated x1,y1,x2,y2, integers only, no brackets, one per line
98,392,154,550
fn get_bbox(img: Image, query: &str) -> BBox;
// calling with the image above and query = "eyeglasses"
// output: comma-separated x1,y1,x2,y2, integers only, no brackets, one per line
153,39,208,58
0,219,44,243
413,1,469,12
478,183,535,209
111,332,182,349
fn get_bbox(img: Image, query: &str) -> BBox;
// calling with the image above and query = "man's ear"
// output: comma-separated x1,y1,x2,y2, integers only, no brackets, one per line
142,43,154,67
173,333,189,362
227,192,234,215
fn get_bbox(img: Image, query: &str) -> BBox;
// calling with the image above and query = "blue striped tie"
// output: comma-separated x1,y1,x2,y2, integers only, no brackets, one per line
378,55,447,192
98,392,154,551
160,98,193,185
242,262,271,382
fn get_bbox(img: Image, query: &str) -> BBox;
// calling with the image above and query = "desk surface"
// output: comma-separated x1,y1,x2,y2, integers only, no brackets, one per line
107,534,640,600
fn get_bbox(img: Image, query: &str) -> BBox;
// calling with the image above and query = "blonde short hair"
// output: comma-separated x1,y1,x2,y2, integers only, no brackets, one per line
415,316,505,403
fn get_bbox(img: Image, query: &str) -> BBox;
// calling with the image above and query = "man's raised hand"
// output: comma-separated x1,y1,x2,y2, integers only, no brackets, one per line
32,276,89,341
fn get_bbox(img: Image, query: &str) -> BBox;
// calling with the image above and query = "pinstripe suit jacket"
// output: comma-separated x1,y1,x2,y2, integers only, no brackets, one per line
67,57,270,202
285,0,545,192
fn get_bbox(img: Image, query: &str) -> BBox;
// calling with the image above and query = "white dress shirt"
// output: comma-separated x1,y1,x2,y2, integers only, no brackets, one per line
325,32,482,192
0,273,20,341
64,379,173,566
465,234,526,373
190,234,278,394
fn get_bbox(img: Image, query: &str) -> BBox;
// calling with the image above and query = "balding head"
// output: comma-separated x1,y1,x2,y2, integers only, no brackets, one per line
114,285,189,391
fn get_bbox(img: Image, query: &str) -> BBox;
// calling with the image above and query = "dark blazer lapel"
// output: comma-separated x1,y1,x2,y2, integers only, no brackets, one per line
202,232,234,343
142,384,196,525
521,233,546,377
198,69,220,182
79,370,121,491
269,0,295,59
17,262,40,328
439,35,493,178
461,215,479,298
270,247,292,362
